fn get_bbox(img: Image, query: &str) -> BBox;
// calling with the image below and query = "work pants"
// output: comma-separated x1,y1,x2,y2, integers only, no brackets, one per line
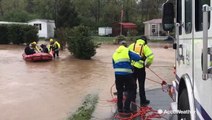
53,50,59,58
132,67,147,103
115,74,134,112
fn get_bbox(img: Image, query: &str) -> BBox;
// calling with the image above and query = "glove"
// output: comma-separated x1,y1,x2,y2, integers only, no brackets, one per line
146,64,150,68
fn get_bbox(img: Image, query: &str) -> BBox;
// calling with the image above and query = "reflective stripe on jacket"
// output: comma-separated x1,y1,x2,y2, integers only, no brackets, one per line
128,39,154,68
113,46,132,75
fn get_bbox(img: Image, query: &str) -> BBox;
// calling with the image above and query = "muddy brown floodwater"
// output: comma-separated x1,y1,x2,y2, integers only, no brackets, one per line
0,43,175,120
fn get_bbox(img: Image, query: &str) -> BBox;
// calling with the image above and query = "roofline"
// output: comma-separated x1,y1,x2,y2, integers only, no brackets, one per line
0,21,28,25
28,19,55,23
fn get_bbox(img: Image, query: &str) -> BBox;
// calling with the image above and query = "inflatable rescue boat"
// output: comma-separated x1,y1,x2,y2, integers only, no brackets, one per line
22,53,53,62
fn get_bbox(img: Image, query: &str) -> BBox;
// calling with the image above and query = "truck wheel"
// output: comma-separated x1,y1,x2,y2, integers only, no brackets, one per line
178,88,191,120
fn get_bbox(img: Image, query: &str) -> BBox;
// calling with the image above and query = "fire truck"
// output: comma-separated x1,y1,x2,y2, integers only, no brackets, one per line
162,0,212,119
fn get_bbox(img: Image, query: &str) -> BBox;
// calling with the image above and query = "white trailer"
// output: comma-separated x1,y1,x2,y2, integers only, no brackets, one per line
98,27,112,36
28,19,55,38
162,0,212,120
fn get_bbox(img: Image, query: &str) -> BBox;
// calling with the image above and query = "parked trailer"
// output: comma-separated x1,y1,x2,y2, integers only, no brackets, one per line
98,27,112,36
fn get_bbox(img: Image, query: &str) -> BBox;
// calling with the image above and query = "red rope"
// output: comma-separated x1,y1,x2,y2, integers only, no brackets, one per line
114,102,162,120
110,83,115,98
109,68,172,120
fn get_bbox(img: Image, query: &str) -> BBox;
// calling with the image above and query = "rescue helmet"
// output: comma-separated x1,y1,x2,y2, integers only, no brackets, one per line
50,39,54,42
32,41,36,44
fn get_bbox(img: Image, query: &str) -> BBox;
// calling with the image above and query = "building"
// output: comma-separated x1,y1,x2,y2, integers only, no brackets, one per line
0,19,55,39
112,22,137,36
143,18,167,40
28,19,55,38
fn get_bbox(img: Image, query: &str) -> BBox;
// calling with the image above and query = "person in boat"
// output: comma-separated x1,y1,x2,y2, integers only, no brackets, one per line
48,39,61,58
24,44,36,55
40,44,49,53
30,41,41,53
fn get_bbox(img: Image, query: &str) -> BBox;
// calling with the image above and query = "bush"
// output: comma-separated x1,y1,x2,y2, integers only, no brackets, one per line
0,25,9,44
113,35,127,44
8,25,24,44
67,25,98,59
0,24,38,44
22,25,38,44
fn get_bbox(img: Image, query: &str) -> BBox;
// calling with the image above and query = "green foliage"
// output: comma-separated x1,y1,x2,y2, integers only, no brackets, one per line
114,35,127,44
0,25,9,44
68,94,98,120
0,24,38,44
22,25,39,44
67,25,98,59
0,0,167,34
3,10,35,22
8,25,24,44
55,27,67,50
55,0,80,28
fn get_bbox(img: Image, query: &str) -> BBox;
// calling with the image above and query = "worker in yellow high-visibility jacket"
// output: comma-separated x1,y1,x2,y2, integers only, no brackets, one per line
128,36,154,107
30,41,41,53
49,39,61,58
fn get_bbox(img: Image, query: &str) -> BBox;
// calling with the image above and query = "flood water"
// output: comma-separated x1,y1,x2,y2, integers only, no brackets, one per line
0,43,175,120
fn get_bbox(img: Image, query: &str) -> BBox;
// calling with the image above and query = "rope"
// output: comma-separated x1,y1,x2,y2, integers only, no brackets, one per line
148,68,166,82
109,67,174,120
114,102,165,120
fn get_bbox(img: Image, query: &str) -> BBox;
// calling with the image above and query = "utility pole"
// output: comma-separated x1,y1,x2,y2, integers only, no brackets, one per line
120,4,123,35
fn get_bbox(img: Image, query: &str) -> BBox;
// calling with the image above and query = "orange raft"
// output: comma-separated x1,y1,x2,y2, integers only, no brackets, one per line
22,53,53,62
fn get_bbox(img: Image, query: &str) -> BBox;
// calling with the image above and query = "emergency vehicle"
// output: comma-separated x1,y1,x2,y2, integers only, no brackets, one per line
162,0,212,119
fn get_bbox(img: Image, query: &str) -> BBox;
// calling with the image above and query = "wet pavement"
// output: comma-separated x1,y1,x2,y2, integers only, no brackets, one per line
0,43,175,120
92,44,175,120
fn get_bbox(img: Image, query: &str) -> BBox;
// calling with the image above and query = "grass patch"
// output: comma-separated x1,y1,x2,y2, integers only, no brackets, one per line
92,36,140,44
92,36,115,44
67,94,98,120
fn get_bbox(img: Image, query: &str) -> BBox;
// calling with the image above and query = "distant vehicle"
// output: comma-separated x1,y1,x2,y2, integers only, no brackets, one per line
162,0,212,120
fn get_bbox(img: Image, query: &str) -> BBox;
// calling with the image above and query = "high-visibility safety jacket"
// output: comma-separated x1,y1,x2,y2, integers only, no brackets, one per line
48,41,61,51
128,39,154,69
112,45,142,75
30,42,41,52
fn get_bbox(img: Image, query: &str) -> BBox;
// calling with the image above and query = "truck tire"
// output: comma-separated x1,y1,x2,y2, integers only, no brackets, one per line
178,88,191,120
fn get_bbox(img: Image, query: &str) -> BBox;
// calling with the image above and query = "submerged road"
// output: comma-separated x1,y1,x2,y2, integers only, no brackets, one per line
0,43,174,120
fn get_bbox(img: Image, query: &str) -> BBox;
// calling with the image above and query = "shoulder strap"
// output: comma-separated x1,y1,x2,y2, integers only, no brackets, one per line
133,40,137,51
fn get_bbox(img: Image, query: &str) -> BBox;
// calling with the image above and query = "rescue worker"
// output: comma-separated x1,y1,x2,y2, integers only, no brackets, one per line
24,44,36,55
112,41,142,113
128,36,154,106
49,39,60,58
30,41,41,53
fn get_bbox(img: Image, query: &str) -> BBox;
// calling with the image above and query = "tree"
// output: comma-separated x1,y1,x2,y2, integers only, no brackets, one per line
55,0,80,28
67,25,97,59
0,0,4,16
25,0,35,13
3,10,34,22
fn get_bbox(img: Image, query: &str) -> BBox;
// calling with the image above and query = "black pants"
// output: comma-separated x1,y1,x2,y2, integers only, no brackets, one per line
132,67,147,103
115,74,134,112
53,50,59,58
